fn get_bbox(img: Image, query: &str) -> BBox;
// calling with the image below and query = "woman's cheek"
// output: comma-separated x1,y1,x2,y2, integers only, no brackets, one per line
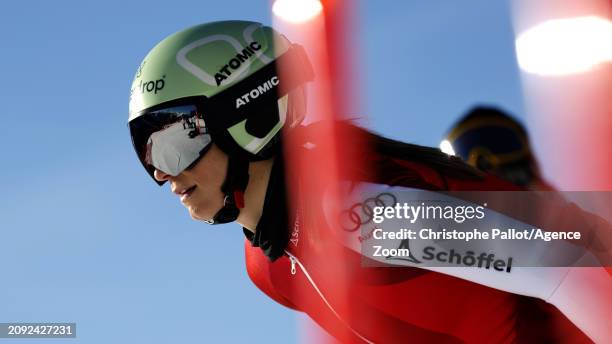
190,188,224,220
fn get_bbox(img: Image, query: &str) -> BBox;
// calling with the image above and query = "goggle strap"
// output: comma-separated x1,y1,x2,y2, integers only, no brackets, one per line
209,157,250,224
221,157,249,194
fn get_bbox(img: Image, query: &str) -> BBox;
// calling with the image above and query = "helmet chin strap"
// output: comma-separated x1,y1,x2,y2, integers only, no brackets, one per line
207,157,250,225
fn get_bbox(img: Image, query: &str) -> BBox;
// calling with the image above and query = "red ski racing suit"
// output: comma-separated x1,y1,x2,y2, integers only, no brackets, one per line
243,136,608,343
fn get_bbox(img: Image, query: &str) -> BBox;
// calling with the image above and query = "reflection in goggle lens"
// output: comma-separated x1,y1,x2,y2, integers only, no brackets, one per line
129,104,212,184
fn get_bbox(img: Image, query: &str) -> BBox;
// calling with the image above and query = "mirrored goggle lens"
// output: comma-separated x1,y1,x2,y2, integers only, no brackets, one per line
129,104,211,184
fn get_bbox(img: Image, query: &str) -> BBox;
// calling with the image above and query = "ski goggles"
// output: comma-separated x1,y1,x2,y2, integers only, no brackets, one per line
129,103,211,184
129,44,314,185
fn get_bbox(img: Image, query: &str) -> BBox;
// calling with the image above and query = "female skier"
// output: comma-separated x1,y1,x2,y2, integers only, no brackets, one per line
128,21,611,343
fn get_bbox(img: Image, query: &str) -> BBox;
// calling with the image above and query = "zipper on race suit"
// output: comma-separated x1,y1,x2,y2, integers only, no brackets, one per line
284,250,374,344
289,255,297,275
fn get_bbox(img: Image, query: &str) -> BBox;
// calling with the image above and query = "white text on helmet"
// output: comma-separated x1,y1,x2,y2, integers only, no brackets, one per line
236,76,279,109
215,41,262,86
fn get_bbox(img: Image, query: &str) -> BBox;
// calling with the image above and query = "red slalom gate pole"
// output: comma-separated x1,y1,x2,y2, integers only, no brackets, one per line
272,0,371,342
512,0,612,341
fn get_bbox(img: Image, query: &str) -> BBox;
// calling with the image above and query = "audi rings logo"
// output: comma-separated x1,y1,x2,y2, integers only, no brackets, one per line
340,193,398,232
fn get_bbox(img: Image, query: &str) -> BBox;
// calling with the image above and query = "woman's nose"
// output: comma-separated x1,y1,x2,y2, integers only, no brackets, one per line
153,169,172,182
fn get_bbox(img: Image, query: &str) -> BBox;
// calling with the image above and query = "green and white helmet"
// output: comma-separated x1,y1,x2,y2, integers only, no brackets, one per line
128,20,313,224
128,20,312,182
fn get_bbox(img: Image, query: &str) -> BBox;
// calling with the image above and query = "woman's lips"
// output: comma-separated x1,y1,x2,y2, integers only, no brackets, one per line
180,185,197,202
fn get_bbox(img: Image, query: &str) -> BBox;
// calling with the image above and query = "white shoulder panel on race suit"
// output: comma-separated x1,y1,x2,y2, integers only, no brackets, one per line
322,182,612,343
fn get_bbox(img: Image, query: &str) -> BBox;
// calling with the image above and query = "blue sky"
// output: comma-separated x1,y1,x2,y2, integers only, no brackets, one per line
0,1,524,343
